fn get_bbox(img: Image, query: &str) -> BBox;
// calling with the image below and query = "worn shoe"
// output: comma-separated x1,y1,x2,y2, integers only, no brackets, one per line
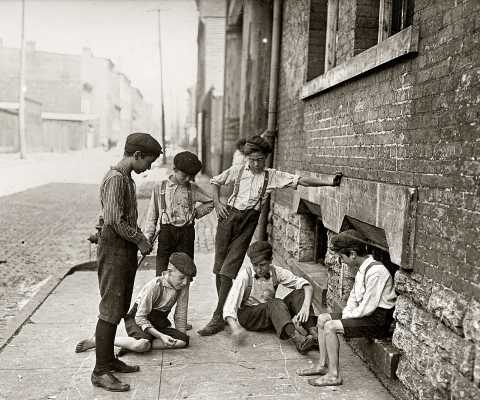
91,371,130,392
197,315,225,336
186,322,193,331
291,333,318,355
110,358,140,373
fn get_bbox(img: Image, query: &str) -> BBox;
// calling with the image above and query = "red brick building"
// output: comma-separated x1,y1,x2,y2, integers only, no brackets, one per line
221,1,479,399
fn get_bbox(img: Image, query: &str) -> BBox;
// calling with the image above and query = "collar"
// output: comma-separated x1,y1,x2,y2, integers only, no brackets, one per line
167,175,190,187
159,272,176,290
111,165,132,178
359,255,375,272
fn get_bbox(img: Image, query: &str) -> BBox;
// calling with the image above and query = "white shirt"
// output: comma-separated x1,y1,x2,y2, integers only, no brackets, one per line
342,256,396,319
210,164,299,210
134,274,189,333
223,263,310,321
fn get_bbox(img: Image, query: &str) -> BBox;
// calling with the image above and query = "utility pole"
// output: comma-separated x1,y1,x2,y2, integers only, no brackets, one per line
156,9,167,165
18,0,27,159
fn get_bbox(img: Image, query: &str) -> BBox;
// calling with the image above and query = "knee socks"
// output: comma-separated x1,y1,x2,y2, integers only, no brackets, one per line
213,275,233,318
215,274,222,295
94,318,117,374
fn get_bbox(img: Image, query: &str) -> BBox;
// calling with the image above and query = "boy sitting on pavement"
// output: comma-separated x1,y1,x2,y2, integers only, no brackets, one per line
76,252,196,356
224,241,318,354
297,229,396,387
143,151,213,277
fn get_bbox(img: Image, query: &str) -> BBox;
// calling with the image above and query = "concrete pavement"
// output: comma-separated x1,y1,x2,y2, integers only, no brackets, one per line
0,252,394,400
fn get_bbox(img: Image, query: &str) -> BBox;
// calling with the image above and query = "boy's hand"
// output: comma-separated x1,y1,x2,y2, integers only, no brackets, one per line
138,239,153,256
294,305,310,324
159,333,178,347
332,172,343,186
215,201,230,220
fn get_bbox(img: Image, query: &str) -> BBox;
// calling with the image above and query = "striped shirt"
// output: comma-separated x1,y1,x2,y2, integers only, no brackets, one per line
210,164,300,210
100,166,146,245
134,274,189,333
144,176,213,241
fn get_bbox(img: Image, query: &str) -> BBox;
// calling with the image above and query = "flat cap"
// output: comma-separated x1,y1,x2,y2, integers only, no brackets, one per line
125,132,163,156
247,241,273,264
174,151,202,176
244,135,272,155
330,229,369,253
169,252,197,277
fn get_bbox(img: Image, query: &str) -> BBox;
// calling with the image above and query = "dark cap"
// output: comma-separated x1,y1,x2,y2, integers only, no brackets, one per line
174,151,202,176
125,132,163,156
169,252,197,277
244,135,272,155
247,241,273,264
330,229,369,253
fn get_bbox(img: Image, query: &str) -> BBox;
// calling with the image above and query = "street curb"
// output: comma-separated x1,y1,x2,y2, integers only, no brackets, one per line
0,256,158,352
0,270,70,352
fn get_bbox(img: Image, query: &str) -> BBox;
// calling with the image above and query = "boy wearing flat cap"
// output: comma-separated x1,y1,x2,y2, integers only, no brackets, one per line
89,132,161,392
144,151,214,277
224,241,318,354
76,252,195,356
198,134,343,336
297,229,396,387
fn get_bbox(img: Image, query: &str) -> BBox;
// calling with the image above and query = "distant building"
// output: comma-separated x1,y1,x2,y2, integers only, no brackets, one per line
0,40,153,153
195,0,226,175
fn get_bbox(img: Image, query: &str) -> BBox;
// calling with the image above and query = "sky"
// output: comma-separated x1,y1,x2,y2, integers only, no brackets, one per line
0,0,198,137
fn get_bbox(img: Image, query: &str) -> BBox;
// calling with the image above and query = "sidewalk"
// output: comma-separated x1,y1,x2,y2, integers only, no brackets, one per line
0,253,394,400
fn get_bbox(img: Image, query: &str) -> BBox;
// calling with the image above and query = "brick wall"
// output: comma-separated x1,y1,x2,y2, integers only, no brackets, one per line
271,0,480,399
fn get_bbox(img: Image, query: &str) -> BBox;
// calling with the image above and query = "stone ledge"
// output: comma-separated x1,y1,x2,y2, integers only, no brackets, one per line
274,250,329,312
292,176,418,269
349,338,410,400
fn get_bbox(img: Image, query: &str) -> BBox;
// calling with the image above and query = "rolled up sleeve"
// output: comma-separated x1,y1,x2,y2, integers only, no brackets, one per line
274,265,309,290
223,269,250,321
270,170,300,190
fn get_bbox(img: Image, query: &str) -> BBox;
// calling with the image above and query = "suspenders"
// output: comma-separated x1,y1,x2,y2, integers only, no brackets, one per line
159,180,193,226
363,261,387,287
231,167,270,211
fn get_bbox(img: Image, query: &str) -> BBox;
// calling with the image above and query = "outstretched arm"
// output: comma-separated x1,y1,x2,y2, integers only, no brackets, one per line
298,172,343,187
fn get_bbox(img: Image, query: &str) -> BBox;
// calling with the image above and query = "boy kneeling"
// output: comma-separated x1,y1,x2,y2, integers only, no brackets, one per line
297,230,396,387
76,252,195,356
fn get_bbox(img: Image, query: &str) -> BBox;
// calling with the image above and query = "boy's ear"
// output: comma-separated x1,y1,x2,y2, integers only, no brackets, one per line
133,151,142,160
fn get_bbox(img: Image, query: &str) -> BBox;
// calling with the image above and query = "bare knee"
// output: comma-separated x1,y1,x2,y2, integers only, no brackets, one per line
324,320,342,335
133,339,151,353
317,313,332,329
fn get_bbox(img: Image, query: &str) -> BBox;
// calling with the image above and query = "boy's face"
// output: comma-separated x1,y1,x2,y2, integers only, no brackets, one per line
247,152,266,174
132,153,157,174
252,259,272,278
173,169,191,185
167,265,190,290
339,251,359,268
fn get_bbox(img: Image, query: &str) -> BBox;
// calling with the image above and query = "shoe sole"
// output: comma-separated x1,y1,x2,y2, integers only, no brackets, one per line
92,381,130,392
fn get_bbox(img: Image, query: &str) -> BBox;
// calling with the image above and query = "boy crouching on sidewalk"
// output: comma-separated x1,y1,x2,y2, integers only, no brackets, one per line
76,252,195,356
296,229,396,387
